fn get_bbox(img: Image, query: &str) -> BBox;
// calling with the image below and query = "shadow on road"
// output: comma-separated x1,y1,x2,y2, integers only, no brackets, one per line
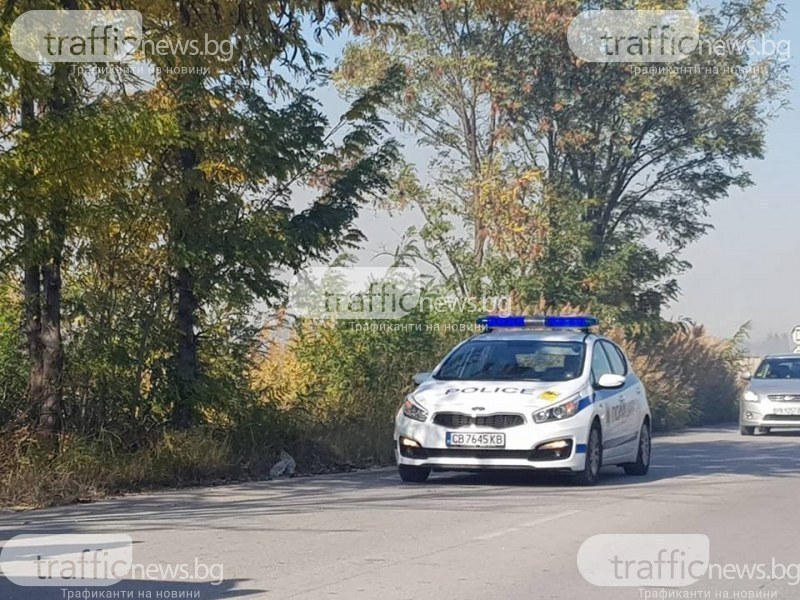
2,427,799,535
1,427,795,599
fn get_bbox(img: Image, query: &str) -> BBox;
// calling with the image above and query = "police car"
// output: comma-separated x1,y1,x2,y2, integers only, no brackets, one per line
394,316,651,485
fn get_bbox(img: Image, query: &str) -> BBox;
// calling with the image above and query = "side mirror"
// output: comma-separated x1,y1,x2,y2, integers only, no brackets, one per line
741,372,752,381
412,372,432,385
594,373,626,390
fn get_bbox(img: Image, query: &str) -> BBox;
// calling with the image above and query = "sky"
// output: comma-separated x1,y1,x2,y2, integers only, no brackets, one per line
668,148,800,341
666,4,800,340
309,3,800,342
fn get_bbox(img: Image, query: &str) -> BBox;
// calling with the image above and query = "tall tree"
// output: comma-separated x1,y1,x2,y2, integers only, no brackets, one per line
134,0,404,427
336,0,788,319
0,0,80,435
0,0,174,434
1,0,409,435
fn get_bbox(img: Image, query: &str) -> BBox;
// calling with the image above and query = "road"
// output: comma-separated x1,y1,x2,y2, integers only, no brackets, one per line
2,426,799,600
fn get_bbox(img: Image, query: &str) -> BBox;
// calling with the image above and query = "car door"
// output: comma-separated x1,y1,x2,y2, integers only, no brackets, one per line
591,341,625,462
601,340,640,458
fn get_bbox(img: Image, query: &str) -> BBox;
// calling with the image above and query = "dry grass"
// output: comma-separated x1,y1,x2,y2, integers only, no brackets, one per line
610,325,743,431
0,428,234,509
0,319,745,509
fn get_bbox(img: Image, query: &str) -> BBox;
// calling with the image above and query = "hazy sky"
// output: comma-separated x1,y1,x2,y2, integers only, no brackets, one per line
667,5,800,340
312,3,800,341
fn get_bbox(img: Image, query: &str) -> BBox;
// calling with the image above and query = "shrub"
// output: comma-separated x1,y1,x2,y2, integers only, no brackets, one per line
0,427,234,509
611,324,744,431
0,283,26,424
0,304,746,509
250,310,473,467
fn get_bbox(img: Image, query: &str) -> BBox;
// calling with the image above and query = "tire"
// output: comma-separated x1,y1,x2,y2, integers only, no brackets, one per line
398,464,431,483
574,424,602,486
623,422,651,476
740,425,755,436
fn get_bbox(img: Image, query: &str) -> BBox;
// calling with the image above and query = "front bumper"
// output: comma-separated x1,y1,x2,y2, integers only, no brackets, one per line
394,412,590,472
741,403,800,429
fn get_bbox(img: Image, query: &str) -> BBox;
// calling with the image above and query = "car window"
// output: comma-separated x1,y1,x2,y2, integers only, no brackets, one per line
754,358,800,380
591,342,613,381
602,341,628,376
435,339,585,382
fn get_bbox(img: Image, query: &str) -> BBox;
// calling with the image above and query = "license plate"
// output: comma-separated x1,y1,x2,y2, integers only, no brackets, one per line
773,407,800,416
446,432,505,448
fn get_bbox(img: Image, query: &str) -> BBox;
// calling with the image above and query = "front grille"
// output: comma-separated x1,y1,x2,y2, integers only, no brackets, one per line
424,448,531,460
768,395,800,403
434,413,473,428
763,414,800,422
433,412,525,429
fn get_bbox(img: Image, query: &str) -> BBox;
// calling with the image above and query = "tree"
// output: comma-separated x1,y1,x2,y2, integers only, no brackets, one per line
0,0,154,435
129,0,405,427
336,0,788,320
0,0,400,433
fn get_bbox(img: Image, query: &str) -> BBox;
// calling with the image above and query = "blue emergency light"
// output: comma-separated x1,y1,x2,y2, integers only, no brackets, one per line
476,315,599,329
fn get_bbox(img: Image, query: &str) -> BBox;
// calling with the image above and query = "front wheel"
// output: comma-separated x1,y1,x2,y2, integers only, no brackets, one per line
740,425,755,436
573,424,602,486
398,464,431,483
623,422,651,476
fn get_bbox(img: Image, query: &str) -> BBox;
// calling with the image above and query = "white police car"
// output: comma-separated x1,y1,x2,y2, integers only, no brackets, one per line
394,316,651,485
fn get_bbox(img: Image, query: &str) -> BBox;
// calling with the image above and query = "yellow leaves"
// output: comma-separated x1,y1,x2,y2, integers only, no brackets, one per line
250,337,316,412
145,88,178,114
334,43,394,91
198,161,246,185
208,96,227,111
474,159,546,262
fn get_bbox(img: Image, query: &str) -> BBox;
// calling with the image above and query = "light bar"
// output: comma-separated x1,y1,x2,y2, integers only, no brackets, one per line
543,316,599,328
476,315,599,329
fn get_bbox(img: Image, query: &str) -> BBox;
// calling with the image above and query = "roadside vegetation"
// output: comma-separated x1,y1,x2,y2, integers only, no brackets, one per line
0,0,786,508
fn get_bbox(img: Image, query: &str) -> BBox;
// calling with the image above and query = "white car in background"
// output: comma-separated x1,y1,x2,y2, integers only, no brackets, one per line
740,354,800,435
394,316,651,486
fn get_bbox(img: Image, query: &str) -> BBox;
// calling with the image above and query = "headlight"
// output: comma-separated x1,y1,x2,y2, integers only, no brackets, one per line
402,396,428,422
743,390,760,403
533,394,581,424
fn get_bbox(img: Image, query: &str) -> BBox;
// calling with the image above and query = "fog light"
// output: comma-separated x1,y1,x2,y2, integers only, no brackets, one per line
529,439,574,461
398,437,427,459
539,440,570,450
746,412,753,419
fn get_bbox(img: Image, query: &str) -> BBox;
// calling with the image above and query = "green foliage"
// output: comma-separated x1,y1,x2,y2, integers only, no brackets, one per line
335,0,789,323
251,309,470,465
1,0,407,432
0,0,771,507
610,322,746,431
0,283,26,423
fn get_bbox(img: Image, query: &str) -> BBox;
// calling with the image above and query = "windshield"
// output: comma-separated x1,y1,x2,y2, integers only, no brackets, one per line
754,358,800,380
434,340,585,382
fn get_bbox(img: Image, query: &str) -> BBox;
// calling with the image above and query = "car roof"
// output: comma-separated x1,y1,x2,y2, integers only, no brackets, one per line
471,329,595,343
761,354,800,360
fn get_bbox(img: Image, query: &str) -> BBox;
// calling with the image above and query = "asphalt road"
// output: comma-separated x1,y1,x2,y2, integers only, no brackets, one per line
2,426,800,600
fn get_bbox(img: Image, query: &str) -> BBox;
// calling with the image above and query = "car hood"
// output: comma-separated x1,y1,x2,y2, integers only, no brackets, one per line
749,379,800,396
411,379,586,413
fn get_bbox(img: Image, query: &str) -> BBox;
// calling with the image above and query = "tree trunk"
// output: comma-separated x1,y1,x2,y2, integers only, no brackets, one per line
171,147,201,429
38,207,66,435
23,237,44,421
168,62,205,429
34,60,72,436
20,84,45,424
173,263,198,429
